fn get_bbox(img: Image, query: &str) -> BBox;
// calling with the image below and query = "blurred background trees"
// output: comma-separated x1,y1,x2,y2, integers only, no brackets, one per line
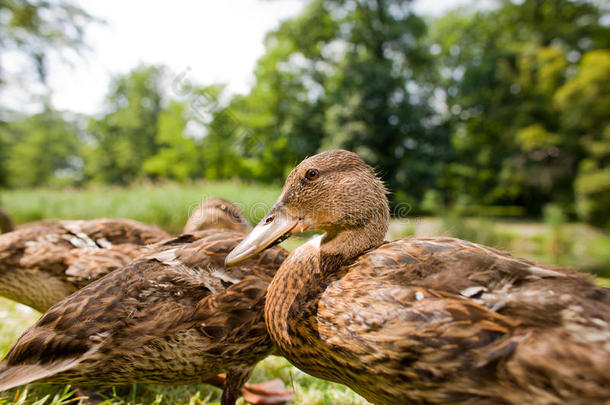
0,0,94,87
4,109,82,187
85,65,166,184
0,0,94,188
0,0,609,228
433,0,609,219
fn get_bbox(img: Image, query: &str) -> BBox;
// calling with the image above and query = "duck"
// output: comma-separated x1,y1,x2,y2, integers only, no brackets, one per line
0,218,170,312
0,198,250,313
0,204,293,405
225,149,610,405
0,208,13,234
62,197,251,290
185,197,252,234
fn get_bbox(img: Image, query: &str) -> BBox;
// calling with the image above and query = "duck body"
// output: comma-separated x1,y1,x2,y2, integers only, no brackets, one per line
267,236,610,404
0,219,169,312
0,198,247,313
0,229,288,405
227,150,610,405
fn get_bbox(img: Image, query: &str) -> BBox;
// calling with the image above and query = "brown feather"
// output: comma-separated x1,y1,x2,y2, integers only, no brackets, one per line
0,208,13,234
184,198,252,234
0,230,287,405
0,219,170,312
0,198,251,312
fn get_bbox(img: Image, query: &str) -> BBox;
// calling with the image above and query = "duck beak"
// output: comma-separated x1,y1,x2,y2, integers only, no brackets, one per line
225,205,303,266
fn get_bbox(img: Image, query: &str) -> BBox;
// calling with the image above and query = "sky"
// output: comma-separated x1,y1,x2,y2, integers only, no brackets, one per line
5,0,476,115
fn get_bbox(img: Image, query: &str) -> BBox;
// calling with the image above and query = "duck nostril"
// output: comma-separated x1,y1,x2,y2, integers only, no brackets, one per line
265,215,274,224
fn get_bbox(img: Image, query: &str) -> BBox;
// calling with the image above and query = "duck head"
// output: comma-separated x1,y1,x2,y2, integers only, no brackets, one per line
226,150,389,266
184,197,251,233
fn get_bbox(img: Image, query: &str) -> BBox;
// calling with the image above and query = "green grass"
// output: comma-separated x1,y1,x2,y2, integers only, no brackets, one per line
0,181,282,234
1,182,609,403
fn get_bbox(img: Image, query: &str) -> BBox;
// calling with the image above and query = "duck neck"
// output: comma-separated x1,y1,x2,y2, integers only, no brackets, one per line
320,222,386,266
265,221,387,353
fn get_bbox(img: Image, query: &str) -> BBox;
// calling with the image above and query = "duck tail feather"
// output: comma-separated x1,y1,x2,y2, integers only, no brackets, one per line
0,358,80,392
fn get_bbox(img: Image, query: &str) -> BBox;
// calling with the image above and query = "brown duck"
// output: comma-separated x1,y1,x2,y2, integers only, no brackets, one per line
0,197,251,313
185,197,252,234
61,197,251,289
0,208,13,234
226,150,610,405
0,218,169,312
0,226,292,404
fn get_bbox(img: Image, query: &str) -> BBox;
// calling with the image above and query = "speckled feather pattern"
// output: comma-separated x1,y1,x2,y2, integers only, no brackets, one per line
0,230,286,390
0,219,169,312
266,237,610,405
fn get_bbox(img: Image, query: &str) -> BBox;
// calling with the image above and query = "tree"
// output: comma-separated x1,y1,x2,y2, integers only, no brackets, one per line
4,109,82,187
0,0,95,190
86,65,165,184
202,8,331,183
0,0,96,97
432,0,609,215
555,50,610,227
142,100,202,182
312,0,447,205
204,0,447,206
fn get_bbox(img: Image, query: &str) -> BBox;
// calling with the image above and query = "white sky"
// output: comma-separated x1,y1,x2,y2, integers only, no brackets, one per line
4,0,474,115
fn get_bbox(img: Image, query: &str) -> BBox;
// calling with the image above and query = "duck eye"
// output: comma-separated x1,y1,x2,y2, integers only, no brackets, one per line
305,168,320,181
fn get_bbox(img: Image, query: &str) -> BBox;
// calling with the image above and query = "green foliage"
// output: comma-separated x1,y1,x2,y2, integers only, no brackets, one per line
203,0,448,205
543,203,571,264
584,235,610,278
2,110,82,187
433,0,609,217
1,181,282,234
202,15,327,182
441,213,508,250
555,50,610,227
420,189,444,214
142,101,203,182
316,0,448,204
0,0,95,85
2,0,610,231
85,65,166,184
0,124,10,188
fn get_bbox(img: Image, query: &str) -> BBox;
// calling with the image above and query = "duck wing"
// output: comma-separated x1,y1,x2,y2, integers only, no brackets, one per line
63,230,224,288
316,277,522,396
0,222,81,310
0,219,171,311
66,219,170,246
0,222,69,274
63,243,147,288
312,237,610,403
1,219,169,274
356,237,610,327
